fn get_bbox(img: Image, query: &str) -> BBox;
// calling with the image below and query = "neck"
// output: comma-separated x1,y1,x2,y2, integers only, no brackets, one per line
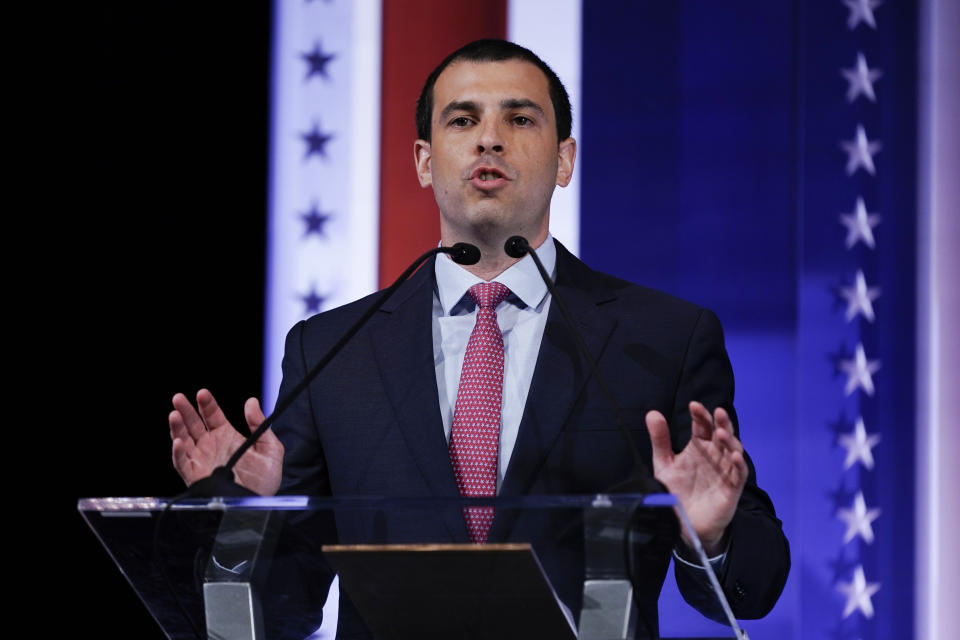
442,228,548,280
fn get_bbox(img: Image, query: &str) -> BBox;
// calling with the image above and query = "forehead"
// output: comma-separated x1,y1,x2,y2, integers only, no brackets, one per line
432,59,553,120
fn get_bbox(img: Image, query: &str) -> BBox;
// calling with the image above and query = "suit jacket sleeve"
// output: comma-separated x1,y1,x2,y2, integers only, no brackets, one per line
276,319,332,496
669,308,790,621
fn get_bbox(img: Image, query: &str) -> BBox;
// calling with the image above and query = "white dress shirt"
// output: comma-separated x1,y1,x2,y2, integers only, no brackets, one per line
432,235,556,491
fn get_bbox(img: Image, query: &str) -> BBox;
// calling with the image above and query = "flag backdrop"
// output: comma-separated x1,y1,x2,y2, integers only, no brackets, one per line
264,2,954,638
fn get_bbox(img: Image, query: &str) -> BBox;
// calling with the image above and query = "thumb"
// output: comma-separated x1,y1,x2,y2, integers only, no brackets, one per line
245,398,283,451
645,410,673,470
244,397,266,429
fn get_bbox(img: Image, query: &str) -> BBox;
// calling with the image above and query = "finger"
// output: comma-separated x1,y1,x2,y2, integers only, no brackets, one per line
197,389,232,431
705,432,747,487
645,410,674,469
713,407,736,437
711,408,744,455
172,392,206,441
689,401,713,440
727,449,748,489
713,424,744,455
171,437,196,484
169,410,191,443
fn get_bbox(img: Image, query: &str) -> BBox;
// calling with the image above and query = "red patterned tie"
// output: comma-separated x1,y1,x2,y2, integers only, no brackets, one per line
449,281,511,543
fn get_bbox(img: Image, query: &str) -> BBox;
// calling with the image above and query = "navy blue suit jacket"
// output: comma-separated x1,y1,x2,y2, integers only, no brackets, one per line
273,240,789,637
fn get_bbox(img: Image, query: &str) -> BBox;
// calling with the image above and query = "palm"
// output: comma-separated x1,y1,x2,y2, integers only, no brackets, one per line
182,423,243,482
169,390,284,496
646,402,747,554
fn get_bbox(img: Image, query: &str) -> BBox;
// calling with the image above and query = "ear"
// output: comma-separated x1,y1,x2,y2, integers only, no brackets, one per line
414,139,433,187
555,137,576,187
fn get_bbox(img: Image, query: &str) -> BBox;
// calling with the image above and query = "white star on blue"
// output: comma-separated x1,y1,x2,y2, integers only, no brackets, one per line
837,491,881,544
839,269,881,322
841,52,882,102
838,416,881,470
839,196,881,249
841,124,882,176
838,343,881,396
837,565,880,618
843,0,883,30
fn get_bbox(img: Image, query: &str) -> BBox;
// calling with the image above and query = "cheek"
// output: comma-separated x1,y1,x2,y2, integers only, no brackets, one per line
430,153,460,183
523,157,560,194
518,145,558,177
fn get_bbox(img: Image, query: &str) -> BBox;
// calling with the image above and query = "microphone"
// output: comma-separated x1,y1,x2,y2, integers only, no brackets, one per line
185,242,481,498
448,242,481,265
503,235,528,259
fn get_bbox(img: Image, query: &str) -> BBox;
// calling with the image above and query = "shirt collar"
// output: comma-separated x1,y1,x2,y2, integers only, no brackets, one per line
435,234,557,315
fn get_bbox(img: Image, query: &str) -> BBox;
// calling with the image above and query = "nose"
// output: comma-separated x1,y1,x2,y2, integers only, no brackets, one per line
476,119,504,154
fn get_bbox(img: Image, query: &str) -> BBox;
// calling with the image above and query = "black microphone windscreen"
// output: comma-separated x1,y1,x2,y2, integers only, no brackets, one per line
449,242,481,265
504,236,530,258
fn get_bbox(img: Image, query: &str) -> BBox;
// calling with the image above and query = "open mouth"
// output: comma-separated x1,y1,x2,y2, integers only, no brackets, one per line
470,166,507,180
469,166,510,188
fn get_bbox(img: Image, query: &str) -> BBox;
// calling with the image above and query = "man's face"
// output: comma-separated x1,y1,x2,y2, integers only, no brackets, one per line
414,59,575,249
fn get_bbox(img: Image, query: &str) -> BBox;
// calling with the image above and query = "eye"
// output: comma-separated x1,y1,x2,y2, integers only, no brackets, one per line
512,115,533,126
449,116,473,127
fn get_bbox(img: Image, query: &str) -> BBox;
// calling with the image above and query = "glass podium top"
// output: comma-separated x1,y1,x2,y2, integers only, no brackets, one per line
78,494,744,640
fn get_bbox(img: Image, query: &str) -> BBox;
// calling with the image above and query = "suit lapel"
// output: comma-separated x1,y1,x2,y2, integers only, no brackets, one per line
368,260,470,541
491,244,618,539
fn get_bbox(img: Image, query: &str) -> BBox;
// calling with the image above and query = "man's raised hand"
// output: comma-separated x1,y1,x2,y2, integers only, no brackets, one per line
645,401,748,556
169,389,284,496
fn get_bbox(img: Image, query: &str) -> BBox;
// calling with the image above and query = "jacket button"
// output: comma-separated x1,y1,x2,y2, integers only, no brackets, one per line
732,581,746,602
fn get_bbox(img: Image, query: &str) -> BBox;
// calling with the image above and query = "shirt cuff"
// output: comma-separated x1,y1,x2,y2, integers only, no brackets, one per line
673,547,727,571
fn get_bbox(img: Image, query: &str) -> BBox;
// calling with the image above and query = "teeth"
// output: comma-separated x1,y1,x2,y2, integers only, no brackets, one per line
480,171,496,181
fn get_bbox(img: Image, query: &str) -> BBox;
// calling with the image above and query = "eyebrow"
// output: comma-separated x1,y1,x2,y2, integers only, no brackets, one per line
438,100,479,122
438,98,547,122
500,98,546,117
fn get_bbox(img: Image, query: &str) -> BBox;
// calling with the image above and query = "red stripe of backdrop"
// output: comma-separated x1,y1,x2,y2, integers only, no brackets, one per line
378,0,507,286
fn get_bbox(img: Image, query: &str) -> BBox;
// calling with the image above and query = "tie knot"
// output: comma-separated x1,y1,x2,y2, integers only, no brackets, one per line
468,281,511,310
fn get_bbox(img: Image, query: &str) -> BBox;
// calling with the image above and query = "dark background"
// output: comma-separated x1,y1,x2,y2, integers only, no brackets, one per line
56,4,271,637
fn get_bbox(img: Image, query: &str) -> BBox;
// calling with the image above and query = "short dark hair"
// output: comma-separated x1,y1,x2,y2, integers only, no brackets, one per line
415,39,572,144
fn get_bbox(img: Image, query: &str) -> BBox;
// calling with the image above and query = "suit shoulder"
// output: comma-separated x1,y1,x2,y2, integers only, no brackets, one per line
613,275,703,316
301,289,383,331
292,259,434,350
572,259,713,326
555,240,710,322
286,290,380,354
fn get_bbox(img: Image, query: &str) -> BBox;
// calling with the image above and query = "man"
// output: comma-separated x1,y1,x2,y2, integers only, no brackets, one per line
170,39,789,637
